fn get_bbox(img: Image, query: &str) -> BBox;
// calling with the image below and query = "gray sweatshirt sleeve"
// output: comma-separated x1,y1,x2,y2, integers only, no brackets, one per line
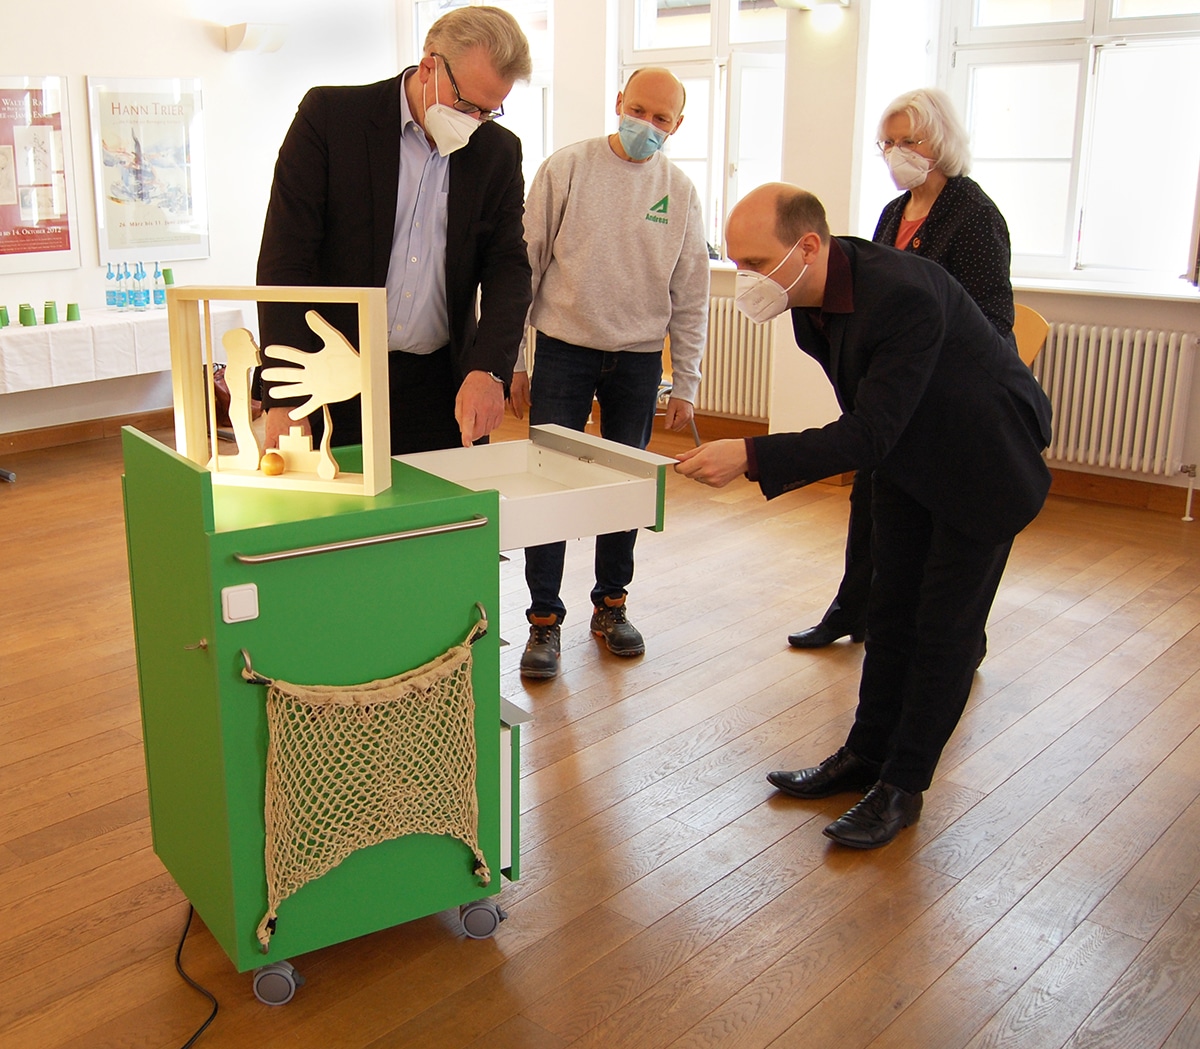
665,185,710,404
515,154,564,372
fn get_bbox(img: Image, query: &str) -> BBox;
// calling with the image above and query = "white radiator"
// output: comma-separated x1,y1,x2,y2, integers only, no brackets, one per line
1031,324,1197,477
695,296,773,421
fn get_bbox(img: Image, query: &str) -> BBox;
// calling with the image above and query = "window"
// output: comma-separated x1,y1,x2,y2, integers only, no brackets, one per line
946,0,1200,284
620,0,786,253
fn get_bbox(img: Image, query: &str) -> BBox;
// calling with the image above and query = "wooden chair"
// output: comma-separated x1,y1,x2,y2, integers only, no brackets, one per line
1013,303,1051,366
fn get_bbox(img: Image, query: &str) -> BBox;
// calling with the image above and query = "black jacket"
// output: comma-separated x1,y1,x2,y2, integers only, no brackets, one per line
752,237,1052,546
255,72,533,408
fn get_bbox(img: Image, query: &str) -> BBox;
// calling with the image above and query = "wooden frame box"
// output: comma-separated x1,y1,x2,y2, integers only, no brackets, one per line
167,284,391,497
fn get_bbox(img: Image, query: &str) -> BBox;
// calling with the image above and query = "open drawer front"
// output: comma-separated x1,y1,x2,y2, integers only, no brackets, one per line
396,424,676,551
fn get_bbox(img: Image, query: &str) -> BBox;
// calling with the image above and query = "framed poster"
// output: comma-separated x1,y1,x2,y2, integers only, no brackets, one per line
0,75,81,274
87,76,210,264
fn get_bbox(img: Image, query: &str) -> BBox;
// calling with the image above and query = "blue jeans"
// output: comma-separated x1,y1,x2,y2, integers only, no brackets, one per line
525,333,662,622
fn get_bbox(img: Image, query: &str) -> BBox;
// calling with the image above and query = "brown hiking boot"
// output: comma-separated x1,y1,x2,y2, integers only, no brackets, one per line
520,613,561,678
590,595,645,656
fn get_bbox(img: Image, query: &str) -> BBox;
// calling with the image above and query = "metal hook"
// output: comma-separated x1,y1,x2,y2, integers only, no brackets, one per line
470,601,488,644
240,648,272,686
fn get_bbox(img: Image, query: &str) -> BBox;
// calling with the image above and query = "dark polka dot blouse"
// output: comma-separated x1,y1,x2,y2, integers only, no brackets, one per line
872,175,1015,339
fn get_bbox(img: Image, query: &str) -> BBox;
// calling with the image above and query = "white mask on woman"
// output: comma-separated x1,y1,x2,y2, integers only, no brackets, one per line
424,62,481,157
886,146,934,191
734,238,808,324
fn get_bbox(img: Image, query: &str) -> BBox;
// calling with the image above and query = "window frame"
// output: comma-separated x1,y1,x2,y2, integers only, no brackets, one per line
1096,1,1200,34
946,40,1090,275
725,48,786,226
951,0,1200,44
942,0,1200,285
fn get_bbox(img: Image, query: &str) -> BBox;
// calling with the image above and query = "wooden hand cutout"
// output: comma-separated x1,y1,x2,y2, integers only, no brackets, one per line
260,311,364,422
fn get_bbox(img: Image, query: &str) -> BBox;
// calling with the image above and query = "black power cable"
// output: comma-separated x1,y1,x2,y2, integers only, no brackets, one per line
174,905,219,1048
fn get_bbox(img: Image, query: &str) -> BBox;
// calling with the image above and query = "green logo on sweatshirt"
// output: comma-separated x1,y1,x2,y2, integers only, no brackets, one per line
645,195,669,224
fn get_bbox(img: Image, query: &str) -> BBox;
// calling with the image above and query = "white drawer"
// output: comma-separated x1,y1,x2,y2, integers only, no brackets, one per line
396,424,676,551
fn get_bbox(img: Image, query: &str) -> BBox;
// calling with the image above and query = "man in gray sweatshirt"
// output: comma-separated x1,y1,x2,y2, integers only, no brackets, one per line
509,67,710,679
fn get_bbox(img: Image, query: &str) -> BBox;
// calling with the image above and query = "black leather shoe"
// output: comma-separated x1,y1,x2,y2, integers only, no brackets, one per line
787,621,866,649
822,782,923,849
766,747,882,799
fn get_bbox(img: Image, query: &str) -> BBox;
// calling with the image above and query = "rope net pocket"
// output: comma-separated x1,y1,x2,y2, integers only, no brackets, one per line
256,623,489,949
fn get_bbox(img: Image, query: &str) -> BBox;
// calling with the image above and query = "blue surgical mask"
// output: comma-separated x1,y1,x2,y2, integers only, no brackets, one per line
618,115,668,160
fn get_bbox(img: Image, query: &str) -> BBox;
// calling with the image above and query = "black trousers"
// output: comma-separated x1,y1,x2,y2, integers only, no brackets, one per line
320,345,468,455
820,469,874,634
844,475,1013,793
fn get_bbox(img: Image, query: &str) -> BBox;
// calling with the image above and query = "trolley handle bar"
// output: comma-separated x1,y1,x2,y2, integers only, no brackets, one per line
233,514,489,565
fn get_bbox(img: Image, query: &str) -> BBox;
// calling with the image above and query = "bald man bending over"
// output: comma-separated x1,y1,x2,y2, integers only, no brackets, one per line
676,184,1052,849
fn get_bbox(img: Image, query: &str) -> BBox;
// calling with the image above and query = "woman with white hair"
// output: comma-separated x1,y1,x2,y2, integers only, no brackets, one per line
873,86,1013,335
782,87,1015,657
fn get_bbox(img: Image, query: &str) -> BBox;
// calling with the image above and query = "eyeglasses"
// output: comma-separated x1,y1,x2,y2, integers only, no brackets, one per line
430,52,504,121
876,137,924,154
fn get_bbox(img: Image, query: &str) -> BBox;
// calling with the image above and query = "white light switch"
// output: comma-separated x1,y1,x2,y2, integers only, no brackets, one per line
221,583,259,623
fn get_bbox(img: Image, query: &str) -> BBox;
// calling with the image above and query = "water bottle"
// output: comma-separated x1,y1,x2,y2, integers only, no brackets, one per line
152,262,166,309
133,262,148,311
115,263,129,311
105,263,117,310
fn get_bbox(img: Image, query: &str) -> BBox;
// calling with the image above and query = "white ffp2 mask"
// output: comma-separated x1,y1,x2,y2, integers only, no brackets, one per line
734,238,808,324
886,147,934,190
424,63,481,157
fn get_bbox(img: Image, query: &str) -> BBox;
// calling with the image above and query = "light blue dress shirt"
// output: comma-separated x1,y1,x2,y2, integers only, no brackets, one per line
387,71,451,355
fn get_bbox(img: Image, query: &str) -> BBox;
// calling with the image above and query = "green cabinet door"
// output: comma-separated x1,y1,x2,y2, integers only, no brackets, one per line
123,429,503,971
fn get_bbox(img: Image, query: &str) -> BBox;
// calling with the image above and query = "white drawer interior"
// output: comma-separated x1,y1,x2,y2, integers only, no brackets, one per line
397,425,673,551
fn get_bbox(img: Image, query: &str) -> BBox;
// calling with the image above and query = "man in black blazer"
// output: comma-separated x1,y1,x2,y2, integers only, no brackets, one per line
256,6,533,454
676,183,1052,849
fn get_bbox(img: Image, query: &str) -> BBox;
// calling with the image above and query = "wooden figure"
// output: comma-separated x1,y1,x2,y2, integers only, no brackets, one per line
214,327,265,473
275,407,338,481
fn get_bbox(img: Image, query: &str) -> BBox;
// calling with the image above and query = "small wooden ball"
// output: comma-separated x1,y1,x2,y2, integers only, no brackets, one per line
261,451,285,476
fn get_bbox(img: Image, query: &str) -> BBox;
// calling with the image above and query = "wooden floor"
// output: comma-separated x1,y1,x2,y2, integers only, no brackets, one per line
4,416,1200,1049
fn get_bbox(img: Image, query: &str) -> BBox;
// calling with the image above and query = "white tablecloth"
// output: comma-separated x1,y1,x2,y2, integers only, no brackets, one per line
0,306,247,394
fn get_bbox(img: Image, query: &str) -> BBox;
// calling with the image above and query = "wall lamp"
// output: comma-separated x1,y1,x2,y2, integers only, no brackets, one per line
224,23,287,53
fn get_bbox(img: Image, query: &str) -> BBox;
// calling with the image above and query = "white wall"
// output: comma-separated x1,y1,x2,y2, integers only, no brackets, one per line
854,0,940,237
0,0,399,433
770,4,862,437
779,5,859,233
550,0,616,150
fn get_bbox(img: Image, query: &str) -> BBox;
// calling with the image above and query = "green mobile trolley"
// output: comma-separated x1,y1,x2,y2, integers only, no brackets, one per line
122,286,674,1003
123,431,517,1002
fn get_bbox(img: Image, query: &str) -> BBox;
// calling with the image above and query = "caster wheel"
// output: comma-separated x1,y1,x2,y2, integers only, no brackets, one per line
253,960,305,1005
460,899,507,939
